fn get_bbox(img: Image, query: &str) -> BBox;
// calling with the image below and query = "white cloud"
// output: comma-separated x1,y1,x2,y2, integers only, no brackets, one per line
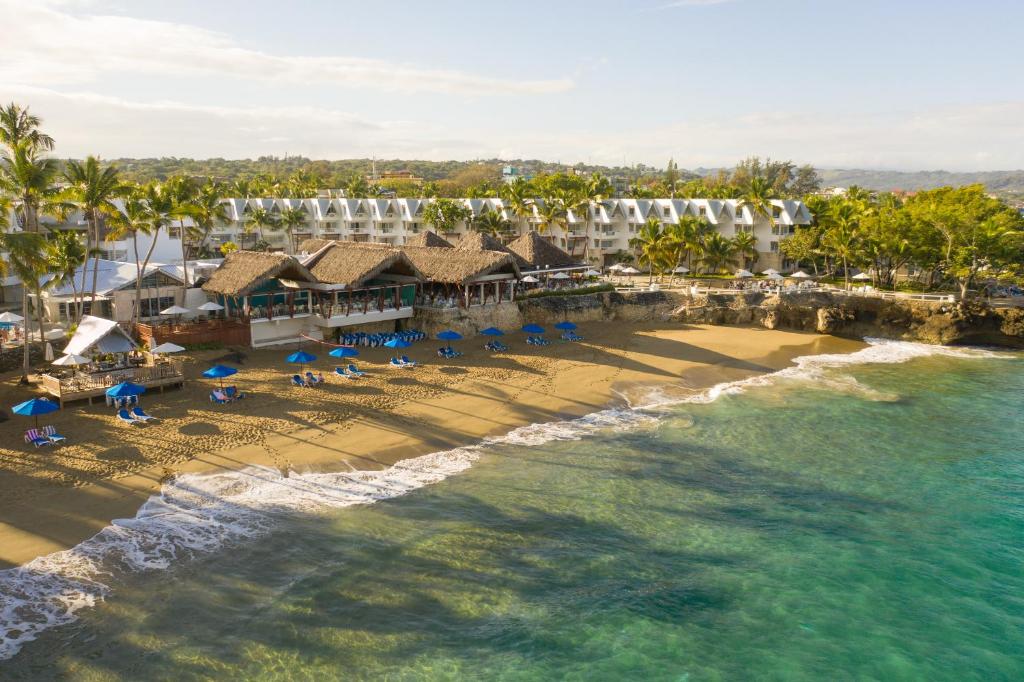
0,1,573,95
4,84,1020,171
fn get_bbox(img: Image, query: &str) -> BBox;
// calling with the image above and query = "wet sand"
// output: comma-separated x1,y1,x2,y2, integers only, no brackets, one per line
0,322,864,568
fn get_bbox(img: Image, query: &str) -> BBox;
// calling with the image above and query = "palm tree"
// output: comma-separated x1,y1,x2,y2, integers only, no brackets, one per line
535,200,566,236
0,140,60,234
823,200,863,289
45,231,88,326
630,217,667,285
498,177,535,235
0,225,49,382
189,182,229,257
474,208,510,237
737,176,776,228
732,230,759,270
0,102,55,153
701,232,738,274
583,173,614,263
279,206,307,252
106,191,165,328
345,175,371,198
59,156,125,315
165,175,201,283
245,206,278,247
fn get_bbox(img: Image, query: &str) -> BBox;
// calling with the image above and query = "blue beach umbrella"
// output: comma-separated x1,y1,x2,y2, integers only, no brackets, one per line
329,346,359,358
384,338,411,349
203,364,238,388
286,350,317,374
12,397,59,428
480,327,504,336
437,330,463,341
106,382,146,398
554,321,577,331
521,323,545,334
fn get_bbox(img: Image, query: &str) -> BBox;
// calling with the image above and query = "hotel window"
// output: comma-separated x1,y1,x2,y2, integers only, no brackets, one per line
770,241,779,253
772,207,781,219
628,207,635,217
663,207,670,217
699,207,707,217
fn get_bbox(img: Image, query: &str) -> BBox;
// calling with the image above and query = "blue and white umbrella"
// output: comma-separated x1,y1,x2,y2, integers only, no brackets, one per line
329,346,359,358
12,397,59,427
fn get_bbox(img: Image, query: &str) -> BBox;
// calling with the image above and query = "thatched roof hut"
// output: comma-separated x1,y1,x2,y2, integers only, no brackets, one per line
404,231,453,248
297,238,337,254
402,245,520,284
454,232,530,269
507,231,580,270
202,251,317,296
302,242,423,288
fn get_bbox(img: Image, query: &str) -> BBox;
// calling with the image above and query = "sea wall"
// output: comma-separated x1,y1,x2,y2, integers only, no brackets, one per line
671,291,1024,348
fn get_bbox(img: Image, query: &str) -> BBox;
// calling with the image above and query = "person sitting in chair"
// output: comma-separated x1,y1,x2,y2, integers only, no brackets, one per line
212,388,231,403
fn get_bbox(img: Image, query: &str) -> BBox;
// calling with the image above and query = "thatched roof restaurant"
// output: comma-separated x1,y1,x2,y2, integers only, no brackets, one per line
404,231,454,248
454,232,530,269
202,251,317,297
303,242,423,289
507,231,581,270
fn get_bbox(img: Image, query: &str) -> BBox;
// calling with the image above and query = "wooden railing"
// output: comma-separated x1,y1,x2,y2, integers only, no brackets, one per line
135,319,252,347
41,362,185,405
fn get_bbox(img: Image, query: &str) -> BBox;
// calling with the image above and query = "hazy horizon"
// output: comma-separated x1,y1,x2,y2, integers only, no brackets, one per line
2,0,1022,172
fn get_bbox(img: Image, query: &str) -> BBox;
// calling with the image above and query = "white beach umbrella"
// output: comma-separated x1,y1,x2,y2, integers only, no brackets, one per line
673,266,690,274
150,342,186,354
550,272,571,280
44,328,66,340
584,269,601,276
767,272,784,281
735,269,754,278
608,263,625,272
521,275,540,283
761,268,779,275
852,272,872,281
160,305,191,315
0,311,24,323
789,271,811,279
620,267,641,275
52,352,91,366
197,301,224,311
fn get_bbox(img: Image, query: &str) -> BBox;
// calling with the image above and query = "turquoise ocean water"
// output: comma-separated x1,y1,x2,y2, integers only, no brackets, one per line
1,340,1022,680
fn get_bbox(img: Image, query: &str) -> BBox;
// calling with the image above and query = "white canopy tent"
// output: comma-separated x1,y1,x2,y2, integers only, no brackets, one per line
761,268,779,275
735,269,754,278
150,342,186,354
52,353,91,366
767,272,785,281
0,312,24,323
64,315,139,356
620,267,641,275
197,301,225,312
583,269,601,277
160,305,191,316
852,272,872,281
521,275,540,283
789,271,811,279
673,266,690,274
550,272,571,280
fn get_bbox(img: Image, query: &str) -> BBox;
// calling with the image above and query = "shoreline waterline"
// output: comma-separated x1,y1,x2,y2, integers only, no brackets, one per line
12,327,985,662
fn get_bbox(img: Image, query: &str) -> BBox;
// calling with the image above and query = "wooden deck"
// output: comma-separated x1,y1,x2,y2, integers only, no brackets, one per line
40,363,186,406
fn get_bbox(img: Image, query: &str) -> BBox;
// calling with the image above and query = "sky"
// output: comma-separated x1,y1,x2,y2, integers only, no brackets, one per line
1,0,1022,171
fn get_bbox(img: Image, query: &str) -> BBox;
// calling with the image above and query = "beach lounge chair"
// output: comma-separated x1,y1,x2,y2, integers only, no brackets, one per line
390,357,404,368
291,374,307,387
117,409,141,425
42,425,66,444
24,428,51,448
305,371,321,386
225,386,245,400
401,355,417,367
334,366,355,379
346,363,365,377
131,406,158,422
210,391,230,404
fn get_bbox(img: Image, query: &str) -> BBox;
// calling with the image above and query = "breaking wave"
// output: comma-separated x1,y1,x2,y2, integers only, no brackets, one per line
0,338,1007,661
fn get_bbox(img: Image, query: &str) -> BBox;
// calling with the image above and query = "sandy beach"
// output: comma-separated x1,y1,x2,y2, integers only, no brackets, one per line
0,323,864,569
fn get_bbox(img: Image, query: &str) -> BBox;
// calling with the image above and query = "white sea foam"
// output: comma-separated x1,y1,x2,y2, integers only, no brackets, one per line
0,338,1008,661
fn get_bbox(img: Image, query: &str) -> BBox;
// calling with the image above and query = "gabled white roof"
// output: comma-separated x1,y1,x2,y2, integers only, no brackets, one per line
64,315,139,356
41,259,181,298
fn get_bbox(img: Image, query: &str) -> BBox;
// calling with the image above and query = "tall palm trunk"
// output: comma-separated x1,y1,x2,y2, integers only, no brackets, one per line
88,210,101,314
179,218,190,287
19,290,31,384
132,231,161,329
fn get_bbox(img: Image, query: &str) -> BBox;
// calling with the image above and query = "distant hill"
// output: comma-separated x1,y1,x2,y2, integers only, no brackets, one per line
815,169,1024,197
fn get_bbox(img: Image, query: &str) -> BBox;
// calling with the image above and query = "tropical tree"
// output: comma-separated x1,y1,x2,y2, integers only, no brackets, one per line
279,206,308,252
0,226,48,381
736,176,776,228
106,191,166,328
474,208,510,237
535,200,567,235
0,140,60,234
45,231,88,326
780,226,822,274
732,230,759,270
499,177,535,233
0,102,55,153
344,175,371,198
59,156,125,314
422,198,471,235
821,200,865,288
629,217,668,284
244,206,278,247
700,232,738,274
188,181,229,257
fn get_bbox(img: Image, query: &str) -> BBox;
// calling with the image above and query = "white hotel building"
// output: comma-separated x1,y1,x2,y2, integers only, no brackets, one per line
210,197,813,271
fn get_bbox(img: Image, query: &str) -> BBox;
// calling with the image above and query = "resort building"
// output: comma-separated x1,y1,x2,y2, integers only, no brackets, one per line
203,197,812,271
199,240,525,348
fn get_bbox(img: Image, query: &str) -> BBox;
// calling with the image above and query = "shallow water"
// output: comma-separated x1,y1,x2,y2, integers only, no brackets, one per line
3,342,1023,680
